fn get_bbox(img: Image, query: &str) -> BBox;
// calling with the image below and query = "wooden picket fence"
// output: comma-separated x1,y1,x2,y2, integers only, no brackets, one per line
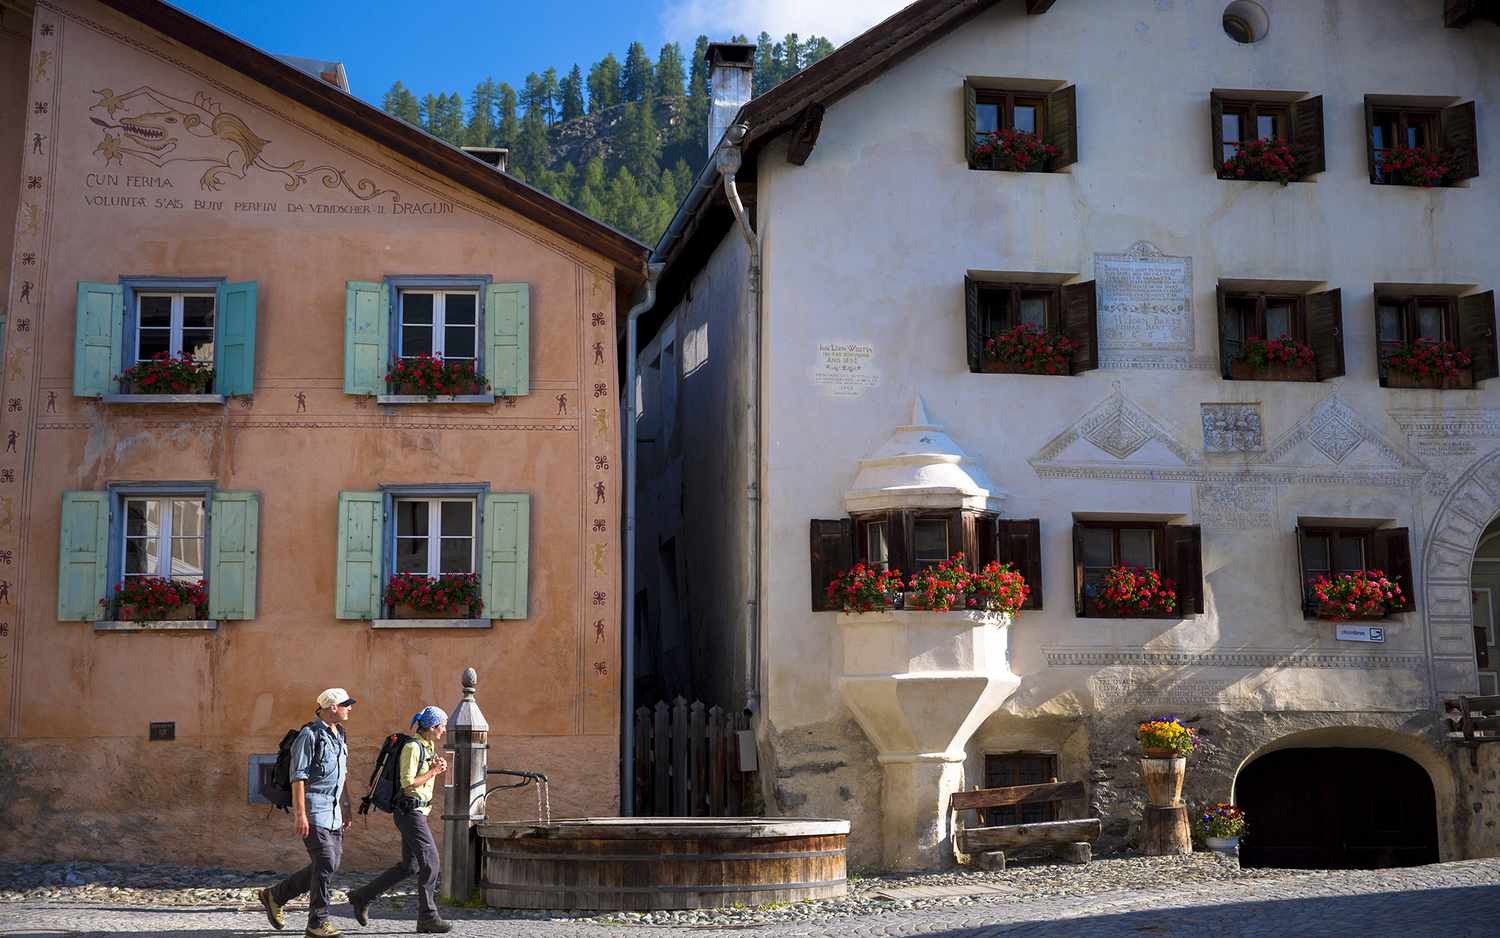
632,697,750,817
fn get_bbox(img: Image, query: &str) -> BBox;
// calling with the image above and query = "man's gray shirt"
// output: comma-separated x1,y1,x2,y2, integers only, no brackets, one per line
290,720,348,830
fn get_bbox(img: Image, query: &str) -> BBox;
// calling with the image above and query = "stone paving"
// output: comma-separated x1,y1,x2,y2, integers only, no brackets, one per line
0,857,1497,937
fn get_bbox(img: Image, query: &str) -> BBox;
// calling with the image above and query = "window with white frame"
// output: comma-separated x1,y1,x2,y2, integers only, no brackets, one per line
135,292,216,363
123,496,207,582
398,290,479,363
394,497,476,575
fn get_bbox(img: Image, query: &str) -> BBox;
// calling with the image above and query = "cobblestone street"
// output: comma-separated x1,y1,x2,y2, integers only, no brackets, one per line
2,857,1498,937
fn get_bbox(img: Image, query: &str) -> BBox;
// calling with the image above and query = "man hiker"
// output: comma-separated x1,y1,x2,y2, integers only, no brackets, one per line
348,706,452,933
259,688,354,937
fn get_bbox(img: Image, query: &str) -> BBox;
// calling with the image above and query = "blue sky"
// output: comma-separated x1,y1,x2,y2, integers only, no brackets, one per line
170,0,906,107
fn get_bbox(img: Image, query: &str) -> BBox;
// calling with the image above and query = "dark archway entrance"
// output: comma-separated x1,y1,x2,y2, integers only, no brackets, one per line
1236,748,1439,869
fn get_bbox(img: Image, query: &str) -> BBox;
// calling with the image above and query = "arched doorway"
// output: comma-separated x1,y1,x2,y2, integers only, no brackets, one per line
1236,748,1438,869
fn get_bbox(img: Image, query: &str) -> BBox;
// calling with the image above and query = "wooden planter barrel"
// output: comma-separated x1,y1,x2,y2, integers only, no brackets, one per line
1139,756,1185,807
479,818,850,911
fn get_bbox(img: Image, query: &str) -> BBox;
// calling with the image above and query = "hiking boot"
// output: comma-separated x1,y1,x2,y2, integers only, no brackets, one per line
304,923,343,938
416,917,453,934
348,891,371,926
258,888,285,930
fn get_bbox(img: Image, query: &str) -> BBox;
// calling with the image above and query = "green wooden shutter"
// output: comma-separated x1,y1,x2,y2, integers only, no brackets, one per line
482,493,530,619
208,491,259,620
336,491,383,619
344,281,389,395
485,283,530,396
214,280,257,397
74,282,123,397
58,491,110,620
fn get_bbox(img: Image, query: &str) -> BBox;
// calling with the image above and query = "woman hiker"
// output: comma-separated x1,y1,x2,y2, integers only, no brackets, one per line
347,706,452,934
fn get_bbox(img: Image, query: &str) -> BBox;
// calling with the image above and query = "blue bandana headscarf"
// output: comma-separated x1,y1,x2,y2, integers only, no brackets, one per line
411,706,448,731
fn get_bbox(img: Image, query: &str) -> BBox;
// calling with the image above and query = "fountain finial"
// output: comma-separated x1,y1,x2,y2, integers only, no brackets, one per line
462,667,478,696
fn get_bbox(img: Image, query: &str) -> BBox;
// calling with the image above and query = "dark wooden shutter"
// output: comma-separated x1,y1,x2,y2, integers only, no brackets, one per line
964,80,978,169
1476,628,1491,670
965,275,983,373
1306,288,1346,380
1371,527,1415,613
809,519,853,611
1164,524,1204,615
1046,85,1078,170
1072,524,1086,617
1210,92,1225,176
997,519,1043,610
1441,100,1479,181
1292,95,1326,176
1457,291,1497,382
1364,98,1380,183
1294,526,1312,618
1216,284,1237,378
1062,280,1098,374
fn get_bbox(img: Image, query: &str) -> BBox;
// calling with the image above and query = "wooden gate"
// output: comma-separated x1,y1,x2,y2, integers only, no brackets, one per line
632,697,750,817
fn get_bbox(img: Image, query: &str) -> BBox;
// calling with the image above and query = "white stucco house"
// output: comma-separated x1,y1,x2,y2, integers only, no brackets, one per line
629,0,1500,870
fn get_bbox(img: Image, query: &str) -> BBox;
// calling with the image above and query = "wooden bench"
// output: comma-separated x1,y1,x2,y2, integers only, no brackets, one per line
950,779,1101,871
1444,694,1500,768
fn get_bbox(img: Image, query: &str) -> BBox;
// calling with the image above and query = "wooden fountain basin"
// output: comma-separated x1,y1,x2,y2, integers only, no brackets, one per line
478,817,850,910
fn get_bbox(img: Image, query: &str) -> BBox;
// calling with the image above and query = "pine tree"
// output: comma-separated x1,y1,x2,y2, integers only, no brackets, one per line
605,166,644,236
434,92,465,144
803,37,835,66
688,35,710,98
622,91,660,182
419,93,440,132
382,81,422,126
560,65,585,122
512,103,549,178
466,78,498,147
621,42,654,104
497,82,519,146
576,155,609,218
541,67,560,125
754,32,777,88
655,42,685,98
588,54,621,112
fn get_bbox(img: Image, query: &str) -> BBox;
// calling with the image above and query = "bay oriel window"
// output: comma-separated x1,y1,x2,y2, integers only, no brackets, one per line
1210,91,1325,181
965,276,1099,376
810,512,1042,612
1374,288,1496,389
1216,283,1344,382
343,278,530,401
1295,523,1414,618
336,487,530,624
57,485,260,625
73,278,257,400
1071,519,1202,619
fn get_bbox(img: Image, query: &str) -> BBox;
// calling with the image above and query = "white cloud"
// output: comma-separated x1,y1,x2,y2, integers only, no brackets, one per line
660,0,912,46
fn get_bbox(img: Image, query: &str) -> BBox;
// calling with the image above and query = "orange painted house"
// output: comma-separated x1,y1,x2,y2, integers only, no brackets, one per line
0,0,647,867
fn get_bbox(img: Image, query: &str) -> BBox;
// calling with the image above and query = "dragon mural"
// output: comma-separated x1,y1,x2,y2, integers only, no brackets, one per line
89,86,393,200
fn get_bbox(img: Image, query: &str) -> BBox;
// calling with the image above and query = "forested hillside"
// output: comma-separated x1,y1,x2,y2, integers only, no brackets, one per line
380,33,834,244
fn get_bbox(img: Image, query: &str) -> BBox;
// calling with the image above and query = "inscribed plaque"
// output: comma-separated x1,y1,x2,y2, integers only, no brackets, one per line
1095,241,1194,366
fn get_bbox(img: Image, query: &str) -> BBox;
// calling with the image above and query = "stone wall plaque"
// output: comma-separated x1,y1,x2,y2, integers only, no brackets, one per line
1195,482,1275,530
812,342,880,399
1095,241,1194,367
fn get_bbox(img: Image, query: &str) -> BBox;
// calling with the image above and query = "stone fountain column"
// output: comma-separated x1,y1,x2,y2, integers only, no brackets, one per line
839,609,1018,869
441,667,489,901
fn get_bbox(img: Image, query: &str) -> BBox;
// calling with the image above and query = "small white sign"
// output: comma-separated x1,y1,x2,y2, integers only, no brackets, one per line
811,342,880,399
1336,625,1385,643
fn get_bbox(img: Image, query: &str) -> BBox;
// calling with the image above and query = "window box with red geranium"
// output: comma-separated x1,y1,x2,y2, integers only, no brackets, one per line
1384,339,1475,390
1366,98,1478,188
1376,146,1462,188
1308,569,1406,621
1229,334,1317,382
117,352,216,395
964,82,1077,174
908,554,974,612
382,353,493,402
101,576,209,622
974,128,1059,173
968,560,1030,615
1219,138,1313,185
383,572,482,619
825,563,905,614
984,323,1077,376
1090,566,1178,618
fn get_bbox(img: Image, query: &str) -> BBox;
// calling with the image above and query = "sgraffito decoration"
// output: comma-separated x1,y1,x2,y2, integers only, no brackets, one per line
89,85,393,200
580,271,618,739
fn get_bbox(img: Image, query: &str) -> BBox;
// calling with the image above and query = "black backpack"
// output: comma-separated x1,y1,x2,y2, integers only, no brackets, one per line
359,733,427,815
265,721,341,812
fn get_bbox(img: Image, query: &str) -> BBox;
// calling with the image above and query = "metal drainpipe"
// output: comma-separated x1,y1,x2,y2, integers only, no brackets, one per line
715,123,763,718
622,261,663,817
